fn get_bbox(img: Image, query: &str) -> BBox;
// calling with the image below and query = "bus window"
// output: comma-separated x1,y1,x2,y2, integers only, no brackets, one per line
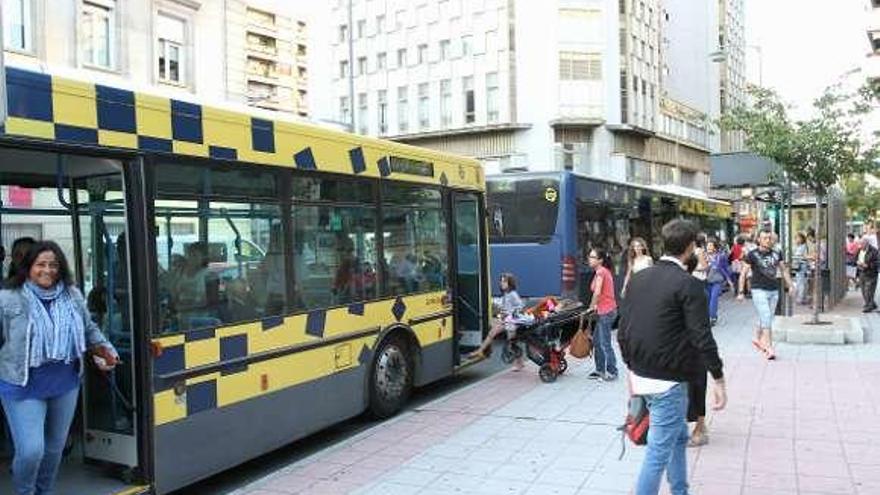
487,176,559,242
292,205,378,309
381,183,448,296
153,163,284,333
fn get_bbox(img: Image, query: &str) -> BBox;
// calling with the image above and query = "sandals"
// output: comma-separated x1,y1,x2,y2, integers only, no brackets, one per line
468,348,492,360
752,339,777,360
751,338,765,353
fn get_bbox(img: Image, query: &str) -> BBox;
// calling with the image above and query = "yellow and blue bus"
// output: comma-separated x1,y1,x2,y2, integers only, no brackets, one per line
0,66,490,494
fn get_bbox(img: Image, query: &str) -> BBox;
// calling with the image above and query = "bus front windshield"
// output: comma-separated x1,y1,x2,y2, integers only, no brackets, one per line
487,176,560,242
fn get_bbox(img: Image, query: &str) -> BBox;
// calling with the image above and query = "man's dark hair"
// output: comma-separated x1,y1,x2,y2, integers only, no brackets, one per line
661,219,699,256
10,241,75,288
847,233,855,240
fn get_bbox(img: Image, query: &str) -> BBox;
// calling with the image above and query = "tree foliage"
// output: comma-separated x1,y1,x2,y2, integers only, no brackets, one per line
720,82,879,196
843,174,880,221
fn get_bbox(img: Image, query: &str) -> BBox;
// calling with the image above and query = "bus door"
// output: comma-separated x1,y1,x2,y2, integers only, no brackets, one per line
451,191,488,362
0,148,144,493
72,168,140,470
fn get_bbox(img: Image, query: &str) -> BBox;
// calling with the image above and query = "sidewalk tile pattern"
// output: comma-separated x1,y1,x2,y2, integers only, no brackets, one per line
233,294,880,495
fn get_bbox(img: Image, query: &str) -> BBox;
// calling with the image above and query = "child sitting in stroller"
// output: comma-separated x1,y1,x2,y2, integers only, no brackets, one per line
468,272,526,370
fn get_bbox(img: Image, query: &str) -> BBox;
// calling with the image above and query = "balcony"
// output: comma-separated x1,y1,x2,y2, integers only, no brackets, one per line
866,53,880,82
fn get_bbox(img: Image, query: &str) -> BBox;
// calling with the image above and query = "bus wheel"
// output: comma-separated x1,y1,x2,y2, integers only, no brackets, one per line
369,334,413,419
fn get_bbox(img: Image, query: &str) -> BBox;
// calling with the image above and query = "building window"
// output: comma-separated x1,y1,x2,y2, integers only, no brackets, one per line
376,14,386,33
357,56,367,75
247,32,276,55
559,51,601,80
417,43,428,64
440,79,452,127
378,90,388,135
463,76,475,124
680,170,697,189
3,0,33,52
461,35,472,57
247,81,277,108
81,0,115,69
356,19,366,39
340,96,350,124
339,60,348,78
439,39,450,60
157,13,186,85
246,7,275,28
397,86,409,133
418,83,430,129
357,92,368,134
397,48,407,67
486,72,499,123
338,24,348,42
377,51,387,70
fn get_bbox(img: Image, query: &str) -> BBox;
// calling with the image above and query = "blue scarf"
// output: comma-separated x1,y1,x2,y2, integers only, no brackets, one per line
23,281,86,367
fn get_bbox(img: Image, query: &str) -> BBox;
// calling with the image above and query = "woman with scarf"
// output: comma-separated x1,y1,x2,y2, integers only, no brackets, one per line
0,241,118,495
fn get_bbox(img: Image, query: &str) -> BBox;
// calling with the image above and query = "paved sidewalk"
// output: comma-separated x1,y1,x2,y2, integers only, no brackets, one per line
234,294,880,495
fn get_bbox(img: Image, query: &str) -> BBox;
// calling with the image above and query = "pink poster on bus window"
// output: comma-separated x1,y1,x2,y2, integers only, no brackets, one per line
8,186,33,207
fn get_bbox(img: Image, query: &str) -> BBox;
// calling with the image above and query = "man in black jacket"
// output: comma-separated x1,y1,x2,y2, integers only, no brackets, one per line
618,219,727,495
857,235,879,312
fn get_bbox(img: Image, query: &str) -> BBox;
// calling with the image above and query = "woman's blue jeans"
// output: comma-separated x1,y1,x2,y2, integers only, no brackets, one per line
635,382,690,495
593,309,618,376
1,386,80,495
705,282,723,319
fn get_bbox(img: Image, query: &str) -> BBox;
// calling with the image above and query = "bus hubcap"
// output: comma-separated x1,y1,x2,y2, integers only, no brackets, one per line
376,345,408,400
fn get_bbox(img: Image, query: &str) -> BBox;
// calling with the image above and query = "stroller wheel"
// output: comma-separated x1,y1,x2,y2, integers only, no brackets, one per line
558,357,568,374
501,344,518,364
539,364,557,383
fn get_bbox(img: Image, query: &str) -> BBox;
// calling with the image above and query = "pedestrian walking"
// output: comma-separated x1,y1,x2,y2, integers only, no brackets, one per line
737,230,795,360
622,237,653,296
856,235,879,312
705,239,734,326
846,233,859,291
793,232,810,304
729,235,745,290
618,219,727,495
586,247,618,381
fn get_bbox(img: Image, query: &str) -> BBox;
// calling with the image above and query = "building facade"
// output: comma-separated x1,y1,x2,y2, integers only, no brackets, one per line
1,0,310,116
717,0,746,152
329,0,745,194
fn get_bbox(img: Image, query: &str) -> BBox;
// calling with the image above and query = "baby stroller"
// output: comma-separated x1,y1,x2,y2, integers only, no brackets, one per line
501,297,593,383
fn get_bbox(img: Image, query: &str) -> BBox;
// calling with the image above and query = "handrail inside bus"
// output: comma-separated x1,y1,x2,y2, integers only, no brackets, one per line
55,155,72,211
220,207,243,278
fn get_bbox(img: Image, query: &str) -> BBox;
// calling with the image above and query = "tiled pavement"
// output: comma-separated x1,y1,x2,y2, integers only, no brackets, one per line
234,293,880,495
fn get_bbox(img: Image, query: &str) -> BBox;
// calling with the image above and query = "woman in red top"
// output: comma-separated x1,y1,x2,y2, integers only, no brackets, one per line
587,247,618,381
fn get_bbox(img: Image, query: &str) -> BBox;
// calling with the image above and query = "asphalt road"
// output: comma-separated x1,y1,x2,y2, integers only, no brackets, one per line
170,348,507,495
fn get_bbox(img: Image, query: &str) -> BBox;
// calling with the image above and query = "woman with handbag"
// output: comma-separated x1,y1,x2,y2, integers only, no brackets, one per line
587,248,618,382
0,241,118,495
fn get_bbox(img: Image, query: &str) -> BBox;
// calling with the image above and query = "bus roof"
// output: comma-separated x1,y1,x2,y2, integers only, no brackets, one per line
1,65,484,192
487,170,730,206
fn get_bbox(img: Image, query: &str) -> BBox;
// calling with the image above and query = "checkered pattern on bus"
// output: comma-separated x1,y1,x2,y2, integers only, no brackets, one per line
151,292,451,426
2,67,484,190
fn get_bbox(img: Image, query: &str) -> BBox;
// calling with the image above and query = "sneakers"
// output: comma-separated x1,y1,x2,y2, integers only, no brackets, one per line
587,371,602,380
601,372,618,382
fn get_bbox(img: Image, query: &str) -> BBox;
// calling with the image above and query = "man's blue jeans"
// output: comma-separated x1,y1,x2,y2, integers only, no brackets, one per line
1,386,80,495
593,309,618,376
635,382,690,495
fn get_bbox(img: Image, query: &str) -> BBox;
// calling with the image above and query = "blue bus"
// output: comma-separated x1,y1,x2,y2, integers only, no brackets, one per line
487,172,733,299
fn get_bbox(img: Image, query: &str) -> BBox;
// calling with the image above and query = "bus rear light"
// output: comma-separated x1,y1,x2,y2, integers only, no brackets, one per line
562,256,577,290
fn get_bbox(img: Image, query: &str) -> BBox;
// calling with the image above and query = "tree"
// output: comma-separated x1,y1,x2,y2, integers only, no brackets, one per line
721,80,879,323
843,174,880,222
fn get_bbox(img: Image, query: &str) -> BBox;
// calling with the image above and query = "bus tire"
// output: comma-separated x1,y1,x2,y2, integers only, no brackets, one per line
368,333,413,419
